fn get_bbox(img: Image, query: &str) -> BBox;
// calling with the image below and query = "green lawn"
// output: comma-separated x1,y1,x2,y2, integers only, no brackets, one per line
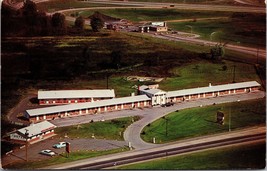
168,17,266,48
55,116,140,140
116,142,266,169
78,9,232,22
159,60,261,91
141,99,266,143
36,0,122,12
4,147,129,169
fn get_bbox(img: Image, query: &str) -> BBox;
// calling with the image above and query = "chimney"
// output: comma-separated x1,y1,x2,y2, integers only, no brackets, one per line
131,92,135,96
209,83,212,87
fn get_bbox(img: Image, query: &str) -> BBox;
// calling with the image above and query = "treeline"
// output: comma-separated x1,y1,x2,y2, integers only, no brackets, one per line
1,0,92,36
231,12,266,22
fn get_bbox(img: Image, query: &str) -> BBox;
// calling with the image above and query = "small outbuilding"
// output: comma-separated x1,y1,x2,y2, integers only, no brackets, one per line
9,121,56,144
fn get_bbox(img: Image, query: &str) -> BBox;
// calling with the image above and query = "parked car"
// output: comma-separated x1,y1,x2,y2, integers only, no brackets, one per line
40,149,56,156
53,142,67,149
161,102,174,107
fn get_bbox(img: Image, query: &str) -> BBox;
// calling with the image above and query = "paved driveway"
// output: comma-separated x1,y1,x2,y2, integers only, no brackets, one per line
123,91,266,149
50,91,265,149
1,136,126,167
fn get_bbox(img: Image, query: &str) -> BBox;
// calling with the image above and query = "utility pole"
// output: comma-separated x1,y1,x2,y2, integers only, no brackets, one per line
229,107,231,132
25,129,29,162
256,47,259,64
106,73,111,89
162,116,168,136
232,65,236,83
166,119,168,136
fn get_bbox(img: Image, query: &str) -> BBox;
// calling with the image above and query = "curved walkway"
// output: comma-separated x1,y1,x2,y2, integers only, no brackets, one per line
123,91,265,149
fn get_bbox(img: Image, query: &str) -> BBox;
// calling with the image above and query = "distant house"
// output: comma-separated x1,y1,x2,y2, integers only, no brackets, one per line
38,89,115,105
9,121,56,144
149,22,168,32
106,19,132,31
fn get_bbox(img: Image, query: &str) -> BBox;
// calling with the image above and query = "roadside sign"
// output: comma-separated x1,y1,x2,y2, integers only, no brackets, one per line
66,142,70,157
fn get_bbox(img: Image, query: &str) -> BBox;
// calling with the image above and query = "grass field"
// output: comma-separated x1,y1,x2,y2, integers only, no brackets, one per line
116,141,266,169
36,0,123,12
78,9,232,22
2,32,262,117
75,9,265,48
168,17,266,48
4,147,129,169
141,99,266,143
159,60,261,91
55,116,140,140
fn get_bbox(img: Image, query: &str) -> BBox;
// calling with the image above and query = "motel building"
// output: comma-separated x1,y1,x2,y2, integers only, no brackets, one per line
38,89,115,105
9,121,56,144
25,81,261,123
26,95,151,123
165,81,261,103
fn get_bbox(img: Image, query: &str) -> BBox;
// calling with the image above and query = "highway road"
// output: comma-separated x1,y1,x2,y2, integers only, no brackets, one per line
151,33,266,60
79,0,266,13
42,125,266,169
70,134,266,169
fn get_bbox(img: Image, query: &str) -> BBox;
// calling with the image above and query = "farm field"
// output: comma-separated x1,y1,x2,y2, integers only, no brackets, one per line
116,141,266,169
141,98,266,144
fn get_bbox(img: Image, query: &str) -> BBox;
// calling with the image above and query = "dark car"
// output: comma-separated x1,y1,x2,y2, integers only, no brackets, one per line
161,102,174,107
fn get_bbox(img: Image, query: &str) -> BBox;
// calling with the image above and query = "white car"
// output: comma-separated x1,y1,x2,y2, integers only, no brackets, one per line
53,142,67,149
40,149,56,156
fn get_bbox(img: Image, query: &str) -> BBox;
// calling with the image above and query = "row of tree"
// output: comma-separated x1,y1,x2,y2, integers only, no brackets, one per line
2,0,105,36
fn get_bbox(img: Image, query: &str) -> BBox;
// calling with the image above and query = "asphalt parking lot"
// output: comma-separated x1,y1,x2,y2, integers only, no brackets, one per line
2,135,127,167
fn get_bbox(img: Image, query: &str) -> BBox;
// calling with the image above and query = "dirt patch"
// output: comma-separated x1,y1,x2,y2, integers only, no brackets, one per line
126,76,164,82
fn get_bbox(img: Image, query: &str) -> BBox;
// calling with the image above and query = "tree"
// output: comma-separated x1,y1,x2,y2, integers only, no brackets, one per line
82,45,91,66
51,13,66,34
110,50,122,69
210,44,225,60
75,16,85,30
22,0,38,17
21,0,38,27
51,13,66,28
90,16,104,32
